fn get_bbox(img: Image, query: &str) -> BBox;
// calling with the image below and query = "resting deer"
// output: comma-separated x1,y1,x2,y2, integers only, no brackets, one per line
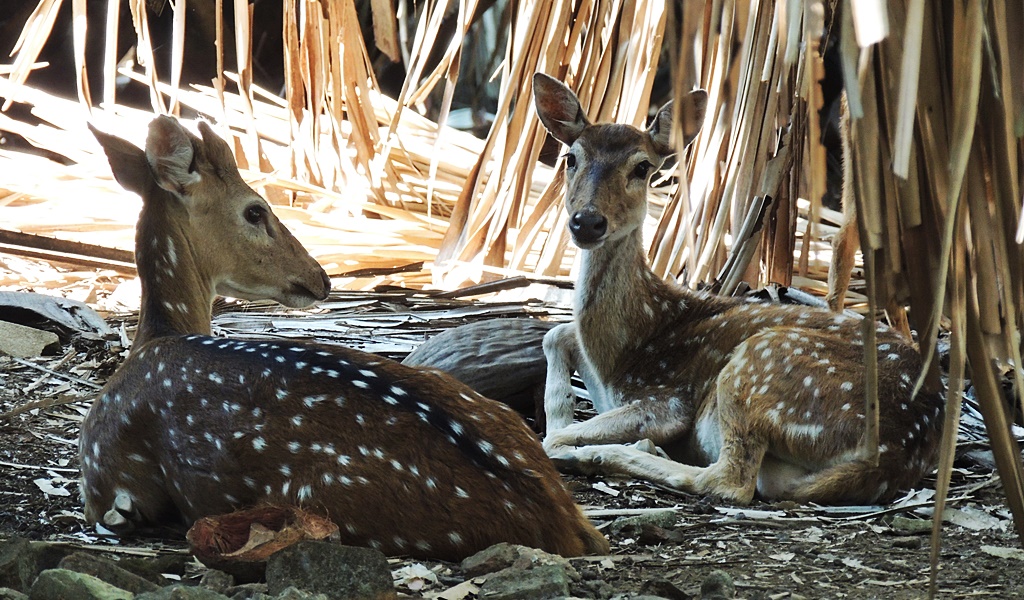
80,116,608,561
533,73,943,505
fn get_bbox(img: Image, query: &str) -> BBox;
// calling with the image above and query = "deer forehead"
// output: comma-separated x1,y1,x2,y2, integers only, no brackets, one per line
574,124,658,163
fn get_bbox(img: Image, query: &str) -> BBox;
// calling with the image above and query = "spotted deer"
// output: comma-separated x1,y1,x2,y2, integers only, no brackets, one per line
533,73,943,505
80,116,608,561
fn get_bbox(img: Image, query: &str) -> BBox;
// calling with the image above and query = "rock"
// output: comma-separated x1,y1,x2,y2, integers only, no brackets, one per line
0,539,35,592
574,576,614,599
640,577,692,600
198,571,234,595
0,588,29,600
273,587,329,600
264,542,395,600
0,320,60,358
460,543,577,579
223,583,267,599
476,564,572,600
28,569,133,600
115,555,187,585
135,585,232,599
606,510,679,537
699,570,735,599
58,553,160,594
25,544,72,576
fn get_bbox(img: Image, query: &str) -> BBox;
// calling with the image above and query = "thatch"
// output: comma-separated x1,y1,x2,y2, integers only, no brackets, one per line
1,0,1023,592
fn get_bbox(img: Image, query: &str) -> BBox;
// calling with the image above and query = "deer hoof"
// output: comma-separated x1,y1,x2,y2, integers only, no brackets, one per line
101,491,139,532
631,439,668,458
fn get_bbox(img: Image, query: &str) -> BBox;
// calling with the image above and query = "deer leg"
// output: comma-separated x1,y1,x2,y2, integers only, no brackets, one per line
543,323,582,432
826,213,859,313
544,395,688,450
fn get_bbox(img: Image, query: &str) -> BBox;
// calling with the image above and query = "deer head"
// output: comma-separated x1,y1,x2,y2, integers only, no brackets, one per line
533,73,707,249
91,117,330,312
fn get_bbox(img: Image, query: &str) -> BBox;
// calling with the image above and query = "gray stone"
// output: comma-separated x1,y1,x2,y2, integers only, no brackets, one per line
224,583,267,600
477,564,572,600
699,570,735,600
136,585,231,599
640,576,692,599
26,543,72,576
461,543,578,579
58,553,160,594
273,587,329,600
265,542,395,600
115,555,187,585
0,587,29,600
606,510,679,536
0,539,34,593
28,569,133,600
199,570,235,595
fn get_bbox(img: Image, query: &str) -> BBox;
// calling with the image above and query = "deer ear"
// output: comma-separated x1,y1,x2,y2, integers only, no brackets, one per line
533,73,590,146
647,101,675,158
145,115,201,196
676,89,708,152
196,121,238,173
90,124,155,199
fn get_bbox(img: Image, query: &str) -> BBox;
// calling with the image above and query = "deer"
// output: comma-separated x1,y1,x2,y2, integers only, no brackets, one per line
80,115,609,562
532,72,944,505
825,93,911,339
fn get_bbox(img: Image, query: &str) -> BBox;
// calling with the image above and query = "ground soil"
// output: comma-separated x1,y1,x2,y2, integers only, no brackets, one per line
1,295,1023,600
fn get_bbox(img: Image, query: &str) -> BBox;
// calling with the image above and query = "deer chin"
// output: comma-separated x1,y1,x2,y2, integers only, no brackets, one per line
570,233,607,250
214,272,325,305
276,282,327,308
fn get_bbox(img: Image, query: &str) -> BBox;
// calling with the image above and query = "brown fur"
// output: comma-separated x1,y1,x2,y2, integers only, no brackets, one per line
533,73,942,505
825,94,911,339
80,117,608,561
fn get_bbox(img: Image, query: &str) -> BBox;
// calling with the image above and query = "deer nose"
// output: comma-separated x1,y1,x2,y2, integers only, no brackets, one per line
569,211,608,244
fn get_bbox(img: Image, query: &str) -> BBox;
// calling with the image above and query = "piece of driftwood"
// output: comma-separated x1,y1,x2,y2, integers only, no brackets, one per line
0,291,115,340
188,506,340,583
402,318,556,431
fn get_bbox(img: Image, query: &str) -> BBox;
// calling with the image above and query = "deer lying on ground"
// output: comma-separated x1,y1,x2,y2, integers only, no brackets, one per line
80,116,608,561
533,73,943,505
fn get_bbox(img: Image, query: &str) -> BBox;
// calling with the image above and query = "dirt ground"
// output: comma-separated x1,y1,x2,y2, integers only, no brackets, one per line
2,291,1024,599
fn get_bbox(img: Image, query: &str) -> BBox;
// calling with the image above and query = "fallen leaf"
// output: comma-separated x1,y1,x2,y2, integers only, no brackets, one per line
393,563,439,592
981,546,1024,561
840,558,885,574
33,478,71,497
942,506,1006,531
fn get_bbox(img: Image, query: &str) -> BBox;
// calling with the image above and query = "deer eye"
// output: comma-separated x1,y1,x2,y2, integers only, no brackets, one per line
564,153,577,170
244,204,266,225
632,161,654,180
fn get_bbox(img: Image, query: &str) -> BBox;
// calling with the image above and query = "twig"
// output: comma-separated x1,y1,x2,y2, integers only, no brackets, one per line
0,460,77,473
9,356,103,390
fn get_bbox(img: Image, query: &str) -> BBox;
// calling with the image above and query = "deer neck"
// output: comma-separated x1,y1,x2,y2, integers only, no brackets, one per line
574,227,673,379
132,202,216,351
